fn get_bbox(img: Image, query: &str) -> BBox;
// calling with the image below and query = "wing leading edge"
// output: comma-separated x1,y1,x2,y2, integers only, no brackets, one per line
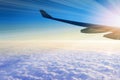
40,10,120,40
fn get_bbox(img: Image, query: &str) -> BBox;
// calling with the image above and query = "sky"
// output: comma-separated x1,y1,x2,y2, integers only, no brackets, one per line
1,0,120,40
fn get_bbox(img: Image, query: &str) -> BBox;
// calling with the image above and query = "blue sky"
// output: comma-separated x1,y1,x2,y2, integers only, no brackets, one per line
0,0,119,40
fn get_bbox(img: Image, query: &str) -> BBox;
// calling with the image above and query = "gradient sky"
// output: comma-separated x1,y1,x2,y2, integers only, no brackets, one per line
0,0,120,40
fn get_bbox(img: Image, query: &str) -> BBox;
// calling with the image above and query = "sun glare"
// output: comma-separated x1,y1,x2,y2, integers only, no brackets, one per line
98,9,120,27
104,13,120,27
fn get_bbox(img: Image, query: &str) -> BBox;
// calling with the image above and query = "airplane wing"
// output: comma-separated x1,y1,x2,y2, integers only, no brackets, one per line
40,10,120,40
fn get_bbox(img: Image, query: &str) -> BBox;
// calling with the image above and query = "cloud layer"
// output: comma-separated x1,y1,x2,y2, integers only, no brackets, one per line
0,47,120,80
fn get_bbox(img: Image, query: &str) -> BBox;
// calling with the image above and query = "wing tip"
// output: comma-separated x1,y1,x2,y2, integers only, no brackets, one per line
40,9,52,18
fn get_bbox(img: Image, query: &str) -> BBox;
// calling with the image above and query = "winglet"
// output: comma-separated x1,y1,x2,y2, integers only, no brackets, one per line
40,10,52,18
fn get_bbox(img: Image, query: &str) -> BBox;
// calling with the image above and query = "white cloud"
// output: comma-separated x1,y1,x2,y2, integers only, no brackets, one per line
0,48,120,80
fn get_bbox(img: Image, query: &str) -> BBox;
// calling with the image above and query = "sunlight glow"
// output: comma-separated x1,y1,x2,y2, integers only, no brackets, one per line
98,11,120,27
